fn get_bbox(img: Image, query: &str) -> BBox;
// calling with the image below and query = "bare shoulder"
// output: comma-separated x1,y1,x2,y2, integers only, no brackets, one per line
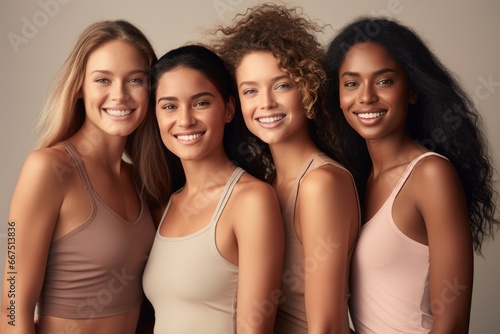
411,154,466,211
300,163,355,197
412,154,460,188
233,172,278,208
16,145,76,196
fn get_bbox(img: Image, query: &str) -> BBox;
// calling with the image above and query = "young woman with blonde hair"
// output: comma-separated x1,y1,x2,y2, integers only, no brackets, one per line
0,19,157,334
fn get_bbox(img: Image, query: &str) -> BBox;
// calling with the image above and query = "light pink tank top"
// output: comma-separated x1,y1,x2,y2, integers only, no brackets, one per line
274,153,359,334
350,152,446,333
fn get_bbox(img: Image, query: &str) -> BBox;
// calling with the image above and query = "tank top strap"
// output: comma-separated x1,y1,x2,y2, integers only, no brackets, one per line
60,141,93,190
389,152,447,201
211,167,245,225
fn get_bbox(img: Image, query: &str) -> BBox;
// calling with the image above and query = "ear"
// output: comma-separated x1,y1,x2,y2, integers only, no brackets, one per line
225,96,235,123
409,90,418,105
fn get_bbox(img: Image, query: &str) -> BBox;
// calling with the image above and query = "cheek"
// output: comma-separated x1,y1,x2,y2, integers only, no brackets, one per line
239,101,254,123
132,88,149,105
339,90,352,111
155,112,169,132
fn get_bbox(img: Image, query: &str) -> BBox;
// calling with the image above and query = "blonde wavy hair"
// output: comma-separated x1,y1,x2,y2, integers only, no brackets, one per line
35,19,156,151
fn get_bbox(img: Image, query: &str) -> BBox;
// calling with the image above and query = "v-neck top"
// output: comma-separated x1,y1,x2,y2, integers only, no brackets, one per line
350,152,447,333
37,141,155,319
143,167,244,334
274,153,360,334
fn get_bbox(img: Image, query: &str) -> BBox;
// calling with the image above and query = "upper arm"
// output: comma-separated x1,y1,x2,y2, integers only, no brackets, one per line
415,157,472,333
296,166,359,333
1,150,65,331
234,181,284,334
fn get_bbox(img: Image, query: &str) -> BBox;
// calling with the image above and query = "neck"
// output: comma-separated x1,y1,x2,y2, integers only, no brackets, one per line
366,131,427,178
269,132,319,186
68,124,128,173
180,150,236,194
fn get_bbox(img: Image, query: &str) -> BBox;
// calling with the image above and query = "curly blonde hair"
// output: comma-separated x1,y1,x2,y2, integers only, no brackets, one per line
212,3,326,119
211,3,342,182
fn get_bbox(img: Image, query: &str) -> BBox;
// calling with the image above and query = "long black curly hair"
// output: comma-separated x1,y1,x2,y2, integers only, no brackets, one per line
324,16,499,254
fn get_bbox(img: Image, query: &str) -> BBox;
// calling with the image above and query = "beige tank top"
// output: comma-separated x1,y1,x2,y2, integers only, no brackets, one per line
274,153,359,334
142,167,244,334
37,141,155,319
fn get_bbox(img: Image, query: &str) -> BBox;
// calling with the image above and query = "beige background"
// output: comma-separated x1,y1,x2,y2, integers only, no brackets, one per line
1,0,499,332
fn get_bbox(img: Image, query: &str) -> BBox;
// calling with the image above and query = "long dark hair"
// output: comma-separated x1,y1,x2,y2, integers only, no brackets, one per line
324,17,499,253
140,45,252,206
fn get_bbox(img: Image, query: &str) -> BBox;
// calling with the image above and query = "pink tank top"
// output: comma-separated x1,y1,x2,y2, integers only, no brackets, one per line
37,141,155,319
274,153,359,334
350,152,446,333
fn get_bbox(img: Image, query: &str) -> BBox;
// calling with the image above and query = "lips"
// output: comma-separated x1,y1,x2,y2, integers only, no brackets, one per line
175,132,204,141
104,109,133,116
257,115,285,123
355,111,387,119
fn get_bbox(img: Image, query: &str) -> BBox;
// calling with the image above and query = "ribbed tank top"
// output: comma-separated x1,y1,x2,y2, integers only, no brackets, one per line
142,167,245,334
37,141,155,319
350,152,446,333
274,153,360,334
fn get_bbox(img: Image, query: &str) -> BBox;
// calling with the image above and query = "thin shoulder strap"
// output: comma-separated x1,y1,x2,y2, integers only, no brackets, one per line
60,141,93,190
390,152,448,200
211,167,245,224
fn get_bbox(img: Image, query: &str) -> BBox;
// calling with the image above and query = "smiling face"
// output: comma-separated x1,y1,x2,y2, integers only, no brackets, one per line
235,51,308,146
339,42,416,142
81,40,149,138
155,66,234,162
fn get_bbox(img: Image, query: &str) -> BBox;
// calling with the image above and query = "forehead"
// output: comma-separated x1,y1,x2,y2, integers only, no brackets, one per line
236,51,288,81
86,40,147,71
157,66,219,93
341,42,401,72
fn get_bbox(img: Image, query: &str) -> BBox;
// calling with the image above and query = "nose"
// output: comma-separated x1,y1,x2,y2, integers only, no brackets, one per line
260,90,278,110
111,82,130,102
358,84,377,104
178,106,195,128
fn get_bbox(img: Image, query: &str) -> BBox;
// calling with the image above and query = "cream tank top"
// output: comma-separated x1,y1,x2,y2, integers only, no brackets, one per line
350,152,447,333
142,167,244,334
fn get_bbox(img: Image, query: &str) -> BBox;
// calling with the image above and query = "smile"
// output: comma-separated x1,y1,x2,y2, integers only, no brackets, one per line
176,133,204,141
105,109,133,116
258,115,285,123
356,111,387,119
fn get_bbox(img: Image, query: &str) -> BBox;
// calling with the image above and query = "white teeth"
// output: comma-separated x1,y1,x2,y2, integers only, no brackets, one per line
177,133,203,141
258,115,284,123
106,109,132,116
357,111,387,119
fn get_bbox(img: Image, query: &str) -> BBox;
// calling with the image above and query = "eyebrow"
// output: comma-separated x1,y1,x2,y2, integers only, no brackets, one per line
90,69,148,76
341,68,397,78
157,91,215,104
238,74,291,88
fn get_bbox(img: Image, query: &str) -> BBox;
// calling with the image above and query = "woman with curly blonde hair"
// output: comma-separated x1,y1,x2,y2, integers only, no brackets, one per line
212,4,360,333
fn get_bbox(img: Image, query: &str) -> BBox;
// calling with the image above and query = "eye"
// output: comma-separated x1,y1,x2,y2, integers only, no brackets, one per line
129,77,144,84
194,101,210,107
275,83,290,90
344,81,358,87
242,88,257,95
161,104,176,111
95,78,109,84
377,78,393,85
